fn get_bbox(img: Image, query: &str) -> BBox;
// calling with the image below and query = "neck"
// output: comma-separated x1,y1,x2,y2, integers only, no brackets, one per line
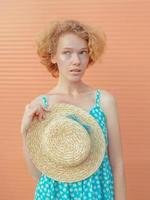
53,76,91,97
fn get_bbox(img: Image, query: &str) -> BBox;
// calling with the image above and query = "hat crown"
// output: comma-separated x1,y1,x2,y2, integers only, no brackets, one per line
41,116,91,167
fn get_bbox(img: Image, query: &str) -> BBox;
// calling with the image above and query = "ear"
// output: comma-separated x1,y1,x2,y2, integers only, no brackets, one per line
51,54,57,64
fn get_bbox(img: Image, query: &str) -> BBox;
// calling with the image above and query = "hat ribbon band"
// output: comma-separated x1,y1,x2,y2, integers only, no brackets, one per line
66,114,91,134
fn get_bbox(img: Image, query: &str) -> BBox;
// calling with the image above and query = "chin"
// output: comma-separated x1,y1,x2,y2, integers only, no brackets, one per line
67,76,82,82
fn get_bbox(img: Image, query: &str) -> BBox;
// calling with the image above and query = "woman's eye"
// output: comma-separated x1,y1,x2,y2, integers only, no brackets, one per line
80,51,88,54
63,51,71,54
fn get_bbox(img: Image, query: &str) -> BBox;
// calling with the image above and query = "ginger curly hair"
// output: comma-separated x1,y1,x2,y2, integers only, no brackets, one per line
35,19,107,78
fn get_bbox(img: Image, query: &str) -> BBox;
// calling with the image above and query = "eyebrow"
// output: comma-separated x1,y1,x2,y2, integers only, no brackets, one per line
62,47,88,50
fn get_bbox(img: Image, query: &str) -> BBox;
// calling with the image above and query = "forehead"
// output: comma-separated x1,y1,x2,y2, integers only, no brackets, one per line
57,33,88,49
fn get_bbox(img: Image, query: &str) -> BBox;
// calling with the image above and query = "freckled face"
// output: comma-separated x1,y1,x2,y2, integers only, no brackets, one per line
52,33,90,81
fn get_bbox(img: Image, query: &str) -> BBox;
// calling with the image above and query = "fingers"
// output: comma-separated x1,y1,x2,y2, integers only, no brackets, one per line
38,111,43,121
35,105,48,121
29,95,50,122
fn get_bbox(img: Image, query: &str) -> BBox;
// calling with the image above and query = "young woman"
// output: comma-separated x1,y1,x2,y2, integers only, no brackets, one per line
21,20,127,200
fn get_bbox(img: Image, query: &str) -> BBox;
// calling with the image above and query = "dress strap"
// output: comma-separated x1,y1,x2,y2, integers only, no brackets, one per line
96,89,101,106
41,95,49,108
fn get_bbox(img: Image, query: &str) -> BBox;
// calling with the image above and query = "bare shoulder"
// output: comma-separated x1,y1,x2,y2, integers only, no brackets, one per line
25,94,47,110
100,89,118,113
100,89,116,103
28,91,59,105
35,92,60,108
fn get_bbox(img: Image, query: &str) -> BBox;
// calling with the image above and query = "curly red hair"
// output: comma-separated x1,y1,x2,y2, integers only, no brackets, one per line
35,20,107,78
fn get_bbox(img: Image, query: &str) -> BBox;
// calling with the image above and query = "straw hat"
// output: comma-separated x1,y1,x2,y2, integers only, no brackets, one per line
26,103,106,183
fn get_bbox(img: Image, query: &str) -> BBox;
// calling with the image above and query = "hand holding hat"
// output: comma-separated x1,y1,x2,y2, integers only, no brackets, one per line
21,95,50,138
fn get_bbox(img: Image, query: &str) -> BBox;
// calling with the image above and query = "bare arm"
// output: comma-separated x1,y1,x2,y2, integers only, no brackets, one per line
21,134,42,182
20,96,49,182
102,91,127,200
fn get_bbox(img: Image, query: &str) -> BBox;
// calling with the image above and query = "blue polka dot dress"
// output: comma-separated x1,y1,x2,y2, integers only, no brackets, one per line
34,89,115,200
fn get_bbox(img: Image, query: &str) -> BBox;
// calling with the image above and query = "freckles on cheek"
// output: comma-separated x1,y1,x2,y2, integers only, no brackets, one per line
57,54,70,69
59,54,69,62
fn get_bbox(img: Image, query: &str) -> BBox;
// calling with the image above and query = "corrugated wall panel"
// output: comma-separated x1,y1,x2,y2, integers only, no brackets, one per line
0,0,150,199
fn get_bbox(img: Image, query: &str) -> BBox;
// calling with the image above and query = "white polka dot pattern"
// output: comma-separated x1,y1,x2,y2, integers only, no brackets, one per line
34,89,115,200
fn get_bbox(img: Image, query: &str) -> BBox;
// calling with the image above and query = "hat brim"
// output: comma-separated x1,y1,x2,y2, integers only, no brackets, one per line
26,103,106,183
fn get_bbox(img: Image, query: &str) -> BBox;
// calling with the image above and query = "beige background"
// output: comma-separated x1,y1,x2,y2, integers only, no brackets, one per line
0,0,150,199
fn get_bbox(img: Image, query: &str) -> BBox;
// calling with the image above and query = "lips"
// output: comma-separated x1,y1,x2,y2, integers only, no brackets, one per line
70,69,81,72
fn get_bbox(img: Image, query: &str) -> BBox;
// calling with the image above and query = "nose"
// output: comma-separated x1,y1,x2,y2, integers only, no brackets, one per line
72,53,80,66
